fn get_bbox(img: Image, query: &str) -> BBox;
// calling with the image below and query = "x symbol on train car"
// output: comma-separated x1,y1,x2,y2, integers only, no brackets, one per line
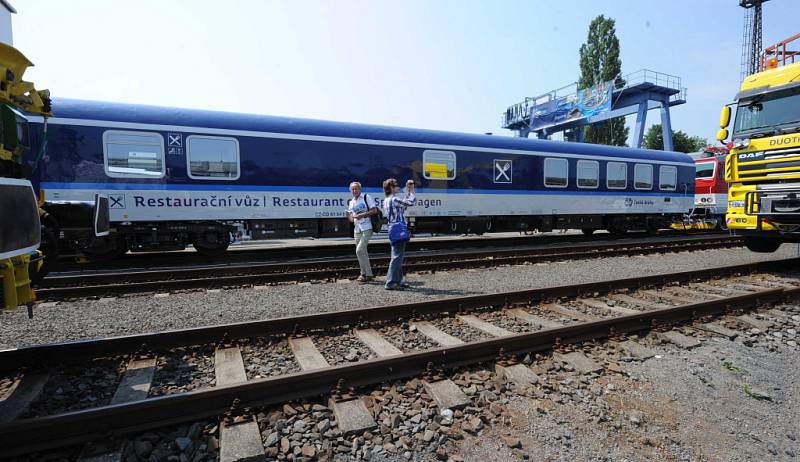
167,133,183,147
494,160,512,183
109,194,125,208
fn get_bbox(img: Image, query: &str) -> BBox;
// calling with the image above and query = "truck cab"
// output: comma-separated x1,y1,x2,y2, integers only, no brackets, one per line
718,52,800,252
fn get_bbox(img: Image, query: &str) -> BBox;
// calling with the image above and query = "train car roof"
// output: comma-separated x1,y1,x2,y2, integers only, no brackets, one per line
46,98,693,164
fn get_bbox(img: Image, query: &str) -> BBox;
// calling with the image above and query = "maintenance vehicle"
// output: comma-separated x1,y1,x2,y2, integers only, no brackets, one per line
0,42,50,310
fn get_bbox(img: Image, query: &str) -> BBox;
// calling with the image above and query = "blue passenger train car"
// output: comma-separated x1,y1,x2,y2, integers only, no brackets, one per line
25,99,695,256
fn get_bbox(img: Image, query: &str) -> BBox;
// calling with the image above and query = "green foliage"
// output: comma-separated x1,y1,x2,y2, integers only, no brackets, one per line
642,124,707,153
579,15,628,146
722,361,741,373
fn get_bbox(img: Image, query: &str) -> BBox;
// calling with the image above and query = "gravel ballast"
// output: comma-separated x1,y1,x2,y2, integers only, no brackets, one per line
1,245,798,349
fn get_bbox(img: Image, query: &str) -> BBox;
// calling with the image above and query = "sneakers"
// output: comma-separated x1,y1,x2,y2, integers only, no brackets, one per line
357,275,374,284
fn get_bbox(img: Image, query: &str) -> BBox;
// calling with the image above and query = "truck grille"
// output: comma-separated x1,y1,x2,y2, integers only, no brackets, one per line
737,148,800,182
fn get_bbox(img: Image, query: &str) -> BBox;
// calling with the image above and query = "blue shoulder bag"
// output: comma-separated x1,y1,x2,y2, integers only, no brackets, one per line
388,220,411,243
387,197,411,244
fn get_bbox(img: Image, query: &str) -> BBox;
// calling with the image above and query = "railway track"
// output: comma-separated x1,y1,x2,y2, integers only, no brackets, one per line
2,257,799,459
38,234,741,300
55,230,720,272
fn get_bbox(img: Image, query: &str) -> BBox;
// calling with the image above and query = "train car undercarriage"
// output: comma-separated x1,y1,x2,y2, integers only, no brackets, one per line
65,213,683,258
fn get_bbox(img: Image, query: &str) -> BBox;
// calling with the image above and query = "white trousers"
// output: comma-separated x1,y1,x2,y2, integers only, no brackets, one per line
354,229,373,277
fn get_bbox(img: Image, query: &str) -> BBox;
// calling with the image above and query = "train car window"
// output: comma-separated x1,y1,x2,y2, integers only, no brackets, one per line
544,158,568,187
187,135,241,180
634,164,653,190
660,166,677,190
423,150,456,180
606,162,627,189
695,162,715,179
576,160,599,188
103,130,165,178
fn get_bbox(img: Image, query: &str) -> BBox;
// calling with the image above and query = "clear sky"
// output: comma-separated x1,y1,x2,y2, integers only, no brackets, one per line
10,0,800,145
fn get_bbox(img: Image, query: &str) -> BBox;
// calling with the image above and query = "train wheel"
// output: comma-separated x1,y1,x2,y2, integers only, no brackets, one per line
607,224,628,237
84,234,129,261
192,227,231,256
581,228,595,235
744,237,781,253
29,227,58,284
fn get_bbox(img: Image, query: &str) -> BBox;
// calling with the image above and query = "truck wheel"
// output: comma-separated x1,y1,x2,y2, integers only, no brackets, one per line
744,237,781,253
192,228,231,256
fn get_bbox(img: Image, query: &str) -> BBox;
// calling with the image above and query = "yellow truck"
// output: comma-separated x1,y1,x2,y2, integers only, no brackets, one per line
717,39,800,252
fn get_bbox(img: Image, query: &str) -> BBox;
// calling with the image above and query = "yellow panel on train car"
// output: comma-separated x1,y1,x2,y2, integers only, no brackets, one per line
424,162,449,178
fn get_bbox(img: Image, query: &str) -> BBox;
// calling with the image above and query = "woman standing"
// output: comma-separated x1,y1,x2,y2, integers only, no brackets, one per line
382,178,416,290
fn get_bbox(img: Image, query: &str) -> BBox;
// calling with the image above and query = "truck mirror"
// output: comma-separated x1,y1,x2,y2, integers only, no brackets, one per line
716,128,729,142
719,106,731,128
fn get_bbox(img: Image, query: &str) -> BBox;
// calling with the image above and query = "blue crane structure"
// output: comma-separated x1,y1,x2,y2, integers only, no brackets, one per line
502,69,687,151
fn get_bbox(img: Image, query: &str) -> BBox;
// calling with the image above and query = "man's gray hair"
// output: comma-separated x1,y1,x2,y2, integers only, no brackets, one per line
349,181,362,189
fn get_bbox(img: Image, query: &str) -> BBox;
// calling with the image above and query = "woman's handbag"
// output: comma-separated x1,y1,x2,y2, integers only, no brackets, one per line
388,220,411,243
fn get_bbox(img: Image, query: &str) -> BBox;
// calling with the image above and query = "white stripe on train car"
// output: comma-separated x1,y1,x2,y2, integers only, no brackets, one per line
45,188,694,222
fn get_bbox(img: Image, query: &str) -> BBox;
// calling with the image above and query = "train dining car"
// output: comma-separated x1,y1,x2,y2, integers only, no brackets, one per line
25,99,696,257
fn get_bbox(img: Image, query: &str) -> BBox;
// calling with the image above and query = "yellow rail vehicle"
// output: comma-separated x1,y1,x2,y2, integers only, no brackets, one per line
718,55,800,252
0,42,51,310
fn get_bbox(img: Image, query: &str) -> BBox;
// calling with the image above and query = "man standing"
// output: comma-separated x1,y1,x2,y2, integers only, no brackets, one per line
346,182,378,283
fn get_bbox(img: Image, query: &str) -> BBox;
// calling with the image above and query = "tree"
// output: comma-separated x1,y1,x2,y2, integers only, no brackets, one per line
579,15,628,146
642,124,707,153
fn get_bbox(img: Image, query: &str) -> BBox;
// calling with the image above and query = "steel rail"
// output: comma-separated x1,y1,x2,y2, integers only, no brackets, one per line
3,256,793,373
0,286,793,457
43,235,739,285
36,236,741,299
57,229,715,270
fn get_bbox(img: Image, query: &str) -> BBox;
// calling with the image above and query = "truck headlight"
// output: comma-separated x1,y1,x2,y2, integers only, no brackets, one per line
729,200,745,209
732,138,751,149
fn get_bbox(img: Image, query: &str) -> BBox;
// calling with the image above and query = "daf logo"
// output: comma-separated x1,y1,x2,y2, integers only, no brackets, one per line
738,152,764,159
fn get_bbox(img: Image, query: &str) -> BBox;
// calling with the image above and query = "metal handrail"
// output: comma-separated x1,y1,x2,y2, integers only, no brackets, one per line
502,68,685,127
760,33,800,70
